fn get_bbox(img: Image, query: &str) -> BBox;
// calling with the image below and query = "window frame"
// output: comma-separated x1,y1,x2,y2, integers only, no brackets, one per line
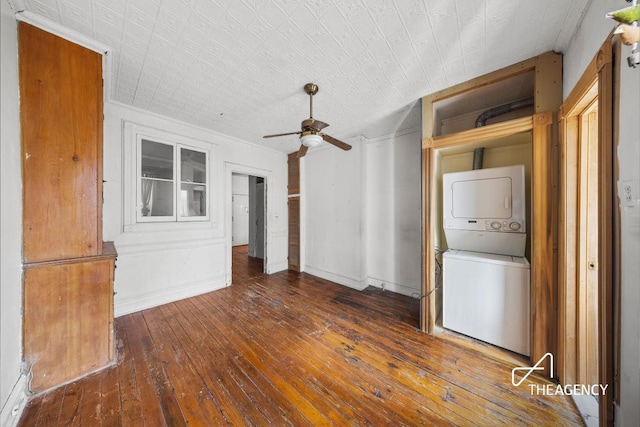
123,122,216,232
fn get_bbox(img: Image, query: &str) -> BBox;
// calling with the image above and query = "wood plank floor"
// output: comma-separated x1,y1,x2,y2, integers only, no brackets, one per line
19,246,584,426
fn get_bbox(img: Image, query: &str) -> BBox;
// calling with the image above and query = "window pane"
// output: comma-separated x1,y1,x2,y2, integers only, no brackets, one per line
142,140,173,180
180,183,206,217
181,148,206,183
141,178,174,217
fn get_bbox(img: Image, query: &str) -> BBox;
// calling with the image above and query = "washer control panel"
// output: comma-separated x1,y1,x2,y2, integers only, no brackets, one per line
485,220,522,232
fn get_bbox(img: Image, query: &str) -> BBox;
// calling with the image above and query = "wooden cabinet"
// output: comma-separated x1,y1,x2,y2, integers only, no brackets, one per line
19,23,115,392
288,197,301,272
287,152,301,271
23,243,116,391
19,22,103,263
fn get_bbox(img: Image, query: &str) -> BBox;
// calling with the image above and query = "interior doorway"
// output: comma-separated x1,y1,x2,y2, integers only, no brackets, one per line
226,164,269,286
231,173,265,282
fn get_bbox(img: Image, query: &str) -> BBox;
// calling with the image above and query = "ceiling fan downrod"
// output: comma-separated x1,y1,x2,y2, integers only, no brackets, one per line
304,83,318,118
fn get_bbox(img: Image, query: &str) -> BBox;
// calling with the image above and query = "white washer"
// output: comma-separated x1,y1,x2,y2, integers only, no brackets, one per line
442,250,530,356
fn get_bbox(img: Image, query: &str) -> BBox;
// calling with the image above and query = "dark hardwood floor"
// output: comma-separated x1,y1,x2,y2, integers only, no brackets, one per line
18,246,583,426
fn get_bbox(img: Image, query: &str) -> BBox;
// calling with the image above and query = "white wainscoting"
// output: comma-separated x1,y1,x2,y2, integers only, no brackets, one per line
114,237,227,317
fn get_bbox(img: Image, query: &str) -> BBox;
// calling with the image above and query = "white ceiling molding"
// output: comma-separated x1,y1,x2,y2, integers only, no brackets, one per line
15,10,111,55
14,9,113,102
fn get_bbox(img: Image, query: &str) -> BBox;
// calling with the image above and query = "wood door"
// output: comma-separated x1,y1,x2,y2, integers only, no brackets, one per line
288,152,301,271
23,253,115,391
19,23,103,262
558,40,614,426
288,197,301,272
288,152,300,195
578,101,600,387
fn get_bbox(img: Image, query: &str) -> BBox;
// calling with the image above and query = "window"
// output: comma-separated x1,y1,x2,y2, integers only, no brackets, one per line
137,137,209,222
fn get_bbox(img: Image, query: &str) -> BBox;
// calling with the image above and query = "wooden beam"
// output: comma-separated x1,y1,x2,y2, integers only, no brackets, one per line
426,116,533,150
530,111,556,377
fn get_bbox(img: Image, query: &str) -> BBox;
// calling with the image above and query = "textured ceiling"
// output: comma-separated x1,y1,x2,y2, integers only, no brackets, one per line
13,0,590,153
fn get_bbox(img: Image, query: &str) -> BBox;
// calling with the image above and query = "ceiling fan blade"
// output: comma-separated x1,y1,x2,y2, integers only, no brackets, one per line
321,134,351,151
263,131,301,138
312,119,330,130
297,145,308,158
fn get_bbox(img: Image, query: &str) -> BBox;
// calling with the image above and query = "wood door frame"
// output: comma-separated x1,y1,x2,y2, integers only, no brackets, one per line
422,114,556,373
558,40,614,427
421,52,562,376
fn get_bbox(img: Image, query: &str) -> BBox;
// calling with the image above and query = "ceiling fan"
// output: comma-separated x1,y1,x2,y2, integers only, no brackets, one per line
263,83,352,157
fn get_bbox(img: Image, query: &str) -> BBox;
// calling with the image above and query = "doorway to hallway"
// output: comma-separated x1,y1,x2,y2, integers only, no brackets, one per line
229,170,267,284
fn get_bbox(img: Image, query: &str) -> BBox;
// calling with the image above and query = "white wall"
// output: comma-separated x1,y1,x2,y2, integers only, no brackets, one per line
616,60,640,427
302,130,423,298
103,102,288,317
563,1,640,425
365,131,422,297
0,1,28,424
303,138,368,289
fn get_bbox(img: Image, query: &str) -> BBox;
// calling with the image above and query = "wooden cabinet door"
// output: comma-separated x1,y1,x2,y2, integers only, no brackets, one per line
288,197,300,271
23,256,114,391
287,153,301,271
19,23,103,262
288,152,300,195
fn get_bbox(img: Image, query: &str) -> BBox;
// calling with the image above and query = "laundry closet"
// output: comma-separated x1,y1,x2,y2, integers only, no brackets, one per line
421,52,561,373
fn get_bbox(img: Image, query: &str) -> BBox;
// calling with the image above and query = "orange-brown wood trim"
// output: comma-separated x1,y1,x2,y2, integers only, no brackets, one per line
530,111,556,377
420,148,434,333
597,53,614,427
611,36,622,409
557,113,580,386
422,51,561,137
22,242,117,268
426,116,533,149
561,41,613,119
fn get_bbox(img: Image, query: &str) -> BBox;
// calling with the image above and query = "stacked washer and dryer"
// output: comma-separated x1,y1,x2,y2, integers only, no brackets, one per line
442,164,530,356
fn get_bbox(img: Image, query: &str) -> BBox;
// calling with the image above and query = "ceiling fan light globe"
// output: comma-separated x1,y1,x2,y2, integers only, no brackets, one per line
300,133,323,148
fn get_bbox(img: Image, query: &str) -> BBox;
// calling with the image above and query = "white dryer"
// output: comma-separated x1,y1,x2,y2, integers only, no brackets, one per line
442,250,530,356
443,165,527,257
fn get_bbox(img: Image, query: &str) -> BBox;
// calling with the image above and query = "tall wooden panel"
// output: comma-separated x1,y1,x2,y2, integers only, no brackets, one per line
23,243,116,391
288,197,301,272
288,152,301,271
530,112,556,377
19,23,115,392
288,152,300,195
19,22,103,263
